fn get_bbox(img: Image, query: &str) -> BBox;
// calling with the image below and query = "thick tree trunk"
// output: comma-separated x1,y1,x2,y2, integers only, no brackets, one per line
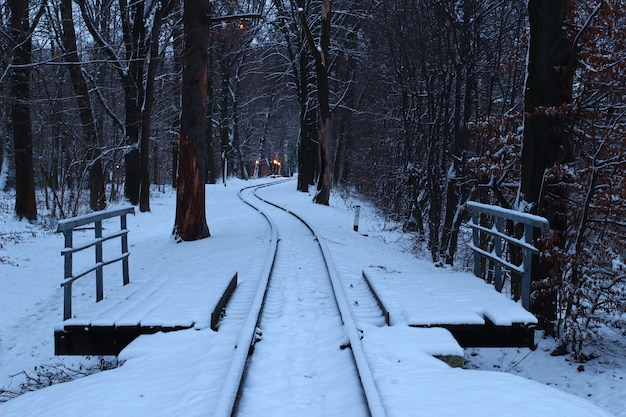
172,6,183,189
521,0,574,327
333,107,349,186
206,34,216,184
299,1,332,205
521,0,574,205
312,0,332,206
120,0,144,206
138,2,166,212
219,58,231,183
427,136,442,263
9,0,37,221
60,0,106,211
314,87,331,205
296,47,316,192
123,84,141,205
231,84,246,179
0,8,4,190
333,20,357,186
174,0,210,241
172,140,179,188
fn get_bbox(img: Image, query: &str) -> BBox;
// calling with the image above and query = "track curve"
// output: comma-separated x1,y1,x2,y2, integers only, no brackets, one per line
212,180,385,417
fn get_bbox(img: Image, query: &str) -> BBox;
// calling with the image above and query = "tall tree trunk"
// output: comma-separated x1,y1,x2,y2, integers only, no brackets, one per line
219,57,231,183
172,140,179,188
9,0,37,220
427,130,443,262
0,2,5,189
520,0,574,327
314,0,331,205
333,17,357,186
60,0,106,211
123,81,141,205
206,29,216,184
230,77,246,179
299,1,332,205
172,3,183,188
119,0,145,205
174,0,210,241
521,0,574,205
139,1,166,212
296,49,316,192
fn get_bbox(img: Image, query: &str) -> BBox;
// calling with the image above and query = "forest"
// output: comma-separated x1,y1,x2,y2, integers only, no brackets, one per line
1,0,624,358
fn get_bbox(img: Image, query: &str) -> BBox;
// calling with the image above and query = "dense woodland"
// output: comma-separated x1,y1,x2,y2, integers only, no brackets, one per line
1,0,624,357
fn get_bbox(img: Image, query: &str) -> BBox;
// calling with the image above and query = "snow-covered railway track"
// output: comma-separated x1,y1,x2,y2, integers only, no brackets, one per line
212,181,385,417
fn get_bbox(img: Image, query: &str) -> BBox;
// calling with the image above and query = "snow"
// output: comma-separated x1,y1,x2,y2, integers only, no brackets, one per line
1,179,623,416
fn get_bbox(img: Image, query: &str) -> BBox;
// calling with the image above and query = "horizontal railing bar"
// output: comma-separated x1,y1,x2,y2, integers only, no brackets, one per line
61,230,129,255
61,252,130,288
467,201,550,231
57,207,135,232
468,243,525,275
467,220,539,254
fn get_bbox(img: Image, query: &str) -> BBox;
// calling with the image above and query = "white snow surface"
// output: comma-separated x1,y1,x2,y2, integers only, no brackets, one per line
0,179,623,416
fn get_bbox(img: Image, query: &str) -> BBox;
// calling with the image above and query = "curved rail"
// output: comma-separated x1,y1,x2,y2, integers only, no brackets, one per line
212,179,385,417
252,184,386,417
211,181,284,417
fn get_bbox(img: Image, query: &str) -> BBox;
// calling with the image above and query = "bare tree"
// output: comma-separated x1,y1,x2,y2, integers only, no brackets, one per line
76,0,176,211
59,0,106,211
8,0,43,220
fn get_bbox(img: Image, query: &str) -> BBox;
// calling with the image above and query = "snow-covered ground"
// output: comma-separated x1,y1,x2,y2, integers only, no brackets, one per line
0,179,623,416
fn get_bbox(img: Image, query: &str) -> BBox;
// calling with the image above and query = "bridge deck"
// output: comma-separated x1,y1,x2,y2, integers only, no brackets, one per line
55,271,237,355
362,268,536,348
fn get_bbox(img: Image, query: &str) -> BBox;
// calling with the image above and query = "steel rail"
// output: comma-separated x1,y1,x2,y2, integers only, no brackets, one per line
211,180,287,417
213,180,386,417
213,179,385,417
252,185,386,417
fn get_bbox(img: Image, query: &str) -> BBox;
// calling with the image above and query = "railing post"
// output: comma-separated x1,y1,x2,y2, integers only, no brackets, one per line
472,211,481,279
121,213,130,285
95,220,104,302
494,217,503,292
63,230,73,320
353,205,361,232
63,283,73,321
63,230,73,280
521,223,534,310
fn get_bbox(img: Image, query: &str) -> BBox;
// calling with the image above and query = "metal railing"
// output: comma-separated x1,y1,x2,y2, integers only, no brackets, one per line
466,201,549,310
57,207,135,320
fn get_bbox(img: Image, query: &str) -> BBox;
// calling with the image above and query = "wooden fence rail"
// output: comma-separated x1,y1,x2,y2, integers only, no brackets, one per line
466,201,550,310
57,207,135,320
